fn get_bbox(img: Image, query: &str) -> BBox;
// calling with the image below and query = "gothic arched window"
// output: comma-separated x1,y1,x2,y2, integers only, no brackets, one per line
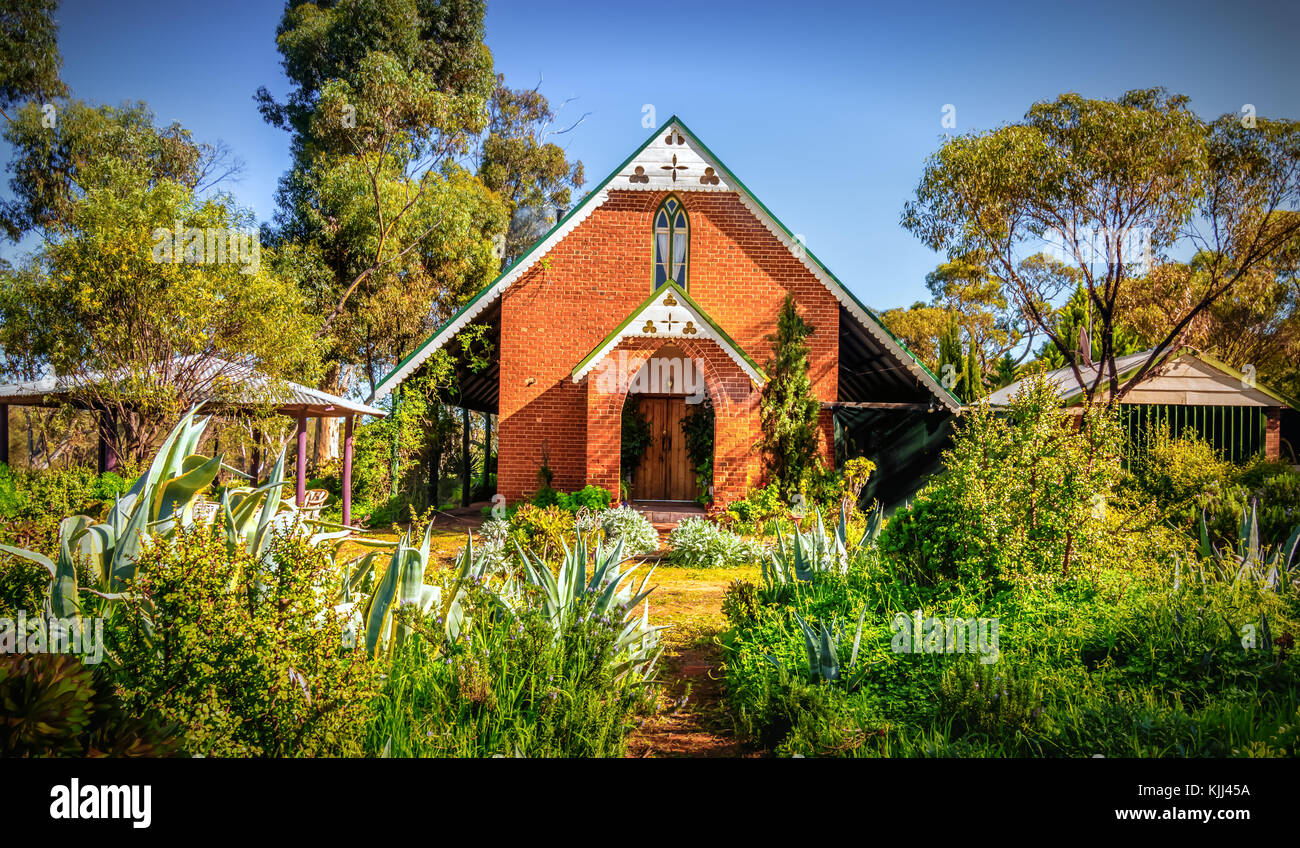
653,195,688,289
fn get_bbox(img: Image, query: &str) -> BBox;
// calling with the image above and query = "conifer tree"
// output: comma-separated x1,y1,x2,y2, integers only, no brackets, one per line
760,295,820,501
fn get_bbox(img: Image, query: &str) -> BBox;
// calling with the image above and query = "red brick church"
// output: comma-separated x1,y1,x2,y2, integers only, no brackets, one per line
369,117,960,506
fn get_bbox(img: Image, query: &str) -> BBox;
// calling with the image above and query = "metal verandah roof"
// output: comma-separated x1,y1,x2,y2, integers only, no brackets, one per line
0,356,386,418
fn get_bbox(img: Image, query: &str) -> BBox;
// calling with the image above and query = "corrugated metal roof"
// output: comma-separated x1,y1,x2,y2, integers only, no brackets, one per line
0,356,385,418
985,350,1154,406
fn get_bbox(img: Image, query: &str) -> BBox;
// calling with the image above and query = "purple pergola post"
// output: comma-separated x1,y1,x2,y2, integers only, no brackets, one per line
295,413,308,507
342,414,355,526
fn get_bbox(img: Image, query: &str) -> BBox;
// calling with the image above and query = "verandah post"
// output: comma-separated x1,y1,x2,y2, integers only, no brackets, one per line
295,413,307,507
483,411,491,490
342,414,355,526
0,403,8,466
461,405,471,507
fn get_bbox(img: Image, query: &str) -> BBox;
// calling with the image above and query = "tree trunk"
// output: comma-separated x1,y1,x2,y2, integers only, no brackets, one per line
313,363,343,470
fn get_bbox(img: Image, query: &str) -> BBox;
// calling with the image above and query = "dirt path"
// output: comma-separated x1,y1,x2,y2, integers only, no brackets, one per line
624,560,763,758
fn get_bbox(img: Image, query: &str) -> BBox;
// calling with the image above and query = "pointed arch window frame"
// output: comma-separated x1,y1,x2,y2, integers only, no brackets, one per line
653,194,689,290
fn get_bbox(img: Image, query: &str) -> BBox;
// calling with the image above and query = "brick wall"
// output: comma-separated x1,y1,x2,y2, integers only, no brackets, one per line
1265,407,1281,460
497,189,839,503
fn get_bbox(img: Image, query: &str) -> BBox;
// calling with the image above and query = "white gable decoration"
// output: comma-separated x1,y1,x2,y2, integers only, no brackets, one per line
572,286,765,386
617,126,733,193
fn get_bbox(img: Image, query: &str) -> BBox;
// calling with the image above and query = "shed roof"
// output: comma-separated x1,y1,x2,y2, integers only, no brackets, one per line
985,348,1295,409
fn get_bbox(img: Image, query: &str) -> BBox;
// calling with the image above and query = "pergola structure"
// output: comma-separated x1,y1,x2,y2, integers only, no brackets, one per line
0,362,386,527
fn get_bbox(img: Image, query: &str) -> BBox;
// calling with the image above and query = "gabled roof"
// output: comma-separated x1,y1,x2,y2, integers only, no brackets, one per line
0,355,386,418
986,347,1296,409
369,115,962,411
571,282,767,385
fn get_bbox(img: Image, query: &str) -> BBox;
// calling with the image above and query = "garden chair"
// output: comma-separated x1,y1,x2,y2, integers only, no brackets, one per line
191,496,219,526
299,488,330,521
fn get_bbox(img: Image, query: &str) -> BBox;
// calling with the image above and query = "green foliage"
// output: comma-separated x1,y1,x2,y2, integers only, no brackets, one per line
903,88,1300,408
724,482,787,534
668,517,766,569
1122,425,1300,550
507,504,576,562
554,484,612,512
0,462,133,559
0,0,65,140
0,410,313,624
759,294,821,501
879,375,1123,587
937,661,1043,738
937,310,983,402
257,0,506,390
0,652,181,758
720,378,1300,757
620,397,653,485
114,528,377,757
764,504,878,591
366,599,650,758
0,101,321,462
364,528,662,757
479,78,585,264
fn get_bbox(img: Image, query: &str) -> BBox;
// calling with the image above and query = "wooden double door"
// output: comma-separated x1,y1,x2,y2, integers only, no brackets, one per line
631,397,698,502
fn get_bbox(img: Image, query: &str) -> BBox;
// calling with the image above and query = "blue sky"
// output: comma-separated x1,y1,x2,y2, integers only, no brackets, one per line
6,0,1299,311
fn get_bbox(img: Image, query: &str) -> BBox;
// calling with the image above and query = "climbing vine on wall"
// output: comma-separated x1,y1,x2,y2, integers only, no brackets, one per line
681,398,715,505
620,397,653,487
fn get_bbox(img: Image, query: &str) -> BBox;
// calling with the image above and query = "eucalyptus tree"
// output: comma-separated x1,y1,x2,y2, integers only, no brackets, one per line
0,0,66,125
903,89,1300,407
0,102,318,463
256,0,509,466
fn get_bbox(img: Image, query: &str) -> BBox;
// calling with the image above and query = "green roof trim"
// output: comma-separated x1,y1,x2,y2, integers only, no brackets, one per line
570,281,768,383
371,114,963,411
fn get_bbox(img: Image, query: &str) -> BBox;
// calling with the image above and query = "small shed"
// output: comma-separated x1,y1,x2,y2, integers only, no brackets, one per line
0,357,386,526
986,348,1296,463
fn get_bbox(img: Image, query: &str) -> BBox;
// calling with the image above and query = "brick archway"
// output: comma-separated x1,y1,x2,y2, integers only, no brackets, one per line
583,335,762,505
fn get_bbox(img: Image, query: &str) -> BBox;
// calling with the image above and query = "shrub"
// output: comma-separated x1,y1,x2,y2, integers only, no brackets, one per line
0,462,134,556
600,505,660,557
668,517,765,568
113,528,377,757
367,599,651,758
555,484,612,512
724,483,787,534
507,503,576,562
759,294,821,501
364,529,662,757
879,375,1123,588
936,660,1044,738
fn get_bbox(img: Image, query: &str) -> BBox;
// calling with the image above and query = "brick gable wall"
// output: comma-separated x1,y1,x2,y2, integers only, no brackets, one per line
497,189,838,503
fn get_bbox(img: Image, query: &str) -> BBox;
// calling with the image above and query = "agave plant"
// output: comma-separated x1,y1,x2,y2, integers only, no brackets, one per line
769,605,872,692
1197,501,1300,591
0,409,343,622
335,520,488,658
1,410,237,614
763,502,879,588
511,534,666,681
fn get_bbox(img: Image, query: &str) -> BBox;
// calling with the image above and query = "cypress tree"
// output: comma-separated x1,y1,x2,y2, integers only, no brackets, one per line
760,295,820,501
